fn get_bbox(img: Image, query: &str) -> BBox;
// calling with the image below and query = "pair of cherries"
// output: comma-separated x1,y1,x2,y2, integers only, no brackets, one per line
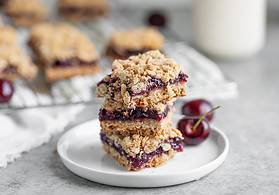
178,99,219,145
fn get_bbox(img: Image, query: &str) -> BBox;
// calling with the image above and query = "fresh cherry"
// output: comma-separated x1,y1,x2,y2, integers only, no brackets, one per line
182,99,214,122
0,79,14,103
146,10,167,28
178,106,220,145
177,117,210,145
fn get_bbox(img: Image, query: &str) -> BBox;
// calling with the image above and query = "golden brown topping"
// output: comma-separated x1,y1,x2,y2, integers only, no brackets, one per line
5,0,46,17
29,23,98,65
112,50,181,84
108,28,164,51
0,45,37,79
0,26,17,46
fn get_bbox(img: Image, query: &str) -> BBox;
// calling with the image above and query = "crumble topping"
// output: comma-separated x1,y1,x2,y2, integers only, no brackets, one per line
5,0,46,16
0,45,37,79
0,26,17,46
108,28,164,50
102,128,182,157
29,23,98,65
112,50,181,83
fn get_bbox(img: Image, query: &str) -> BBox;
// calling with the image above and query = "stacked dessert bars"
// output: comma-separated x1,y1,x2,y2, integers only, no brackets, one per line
97,50,188,171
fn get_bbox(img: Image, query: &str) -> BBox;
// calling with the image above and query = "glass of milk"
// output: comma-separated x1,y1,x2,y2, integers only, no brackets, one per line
193,0,266,59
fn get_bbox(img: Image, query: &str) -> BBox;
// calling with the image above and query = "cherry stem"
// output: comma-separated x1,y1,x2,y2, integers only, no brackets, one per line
192,106,221,130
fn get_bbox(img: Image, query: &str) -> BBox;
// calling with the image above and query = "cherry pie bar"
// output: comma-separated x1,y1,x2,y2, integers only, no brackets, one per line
0,46,37,80
58,0,109,21
0,26,37,80
97,50,188,171
100,129,183,171
29,23,100,82
97,50,187,108
4,0,46,27
105,28,164,59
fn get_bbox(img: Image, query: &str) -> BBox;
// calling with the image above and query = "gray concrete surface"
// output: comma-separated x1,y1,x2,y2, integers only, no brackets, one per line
1,9,279,195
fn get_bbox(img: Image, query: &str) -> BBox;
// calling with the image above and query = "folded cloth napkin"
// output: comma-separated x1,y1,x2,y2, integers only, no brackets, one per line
0,106,83,168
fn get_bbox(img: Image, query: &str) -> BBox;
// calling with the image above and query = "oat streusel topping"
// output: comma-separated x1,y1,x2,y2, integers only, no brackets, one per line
0,26,17,46
103,128,182,157
0,45,37,78
5,0,45,15
29,23,98,65
109,28,164,50
112,50,181,83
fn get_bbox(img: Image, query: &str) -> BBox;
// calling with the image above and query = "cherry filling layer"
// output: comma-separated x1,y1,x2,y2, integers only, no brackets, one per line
99,105,170,121
98,72,188,97
51,58,97,68
100,133,184,170
1,66,17,75
129,72,187,96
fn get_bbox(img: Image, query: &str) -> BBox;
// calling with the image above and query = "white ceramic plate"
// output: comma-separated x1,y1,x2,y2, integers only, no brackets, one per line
57,115,229,188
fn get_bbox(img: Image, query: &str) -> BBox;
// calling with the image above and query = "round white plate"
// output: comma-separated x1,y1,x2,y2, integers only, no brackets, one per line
57,115,229,188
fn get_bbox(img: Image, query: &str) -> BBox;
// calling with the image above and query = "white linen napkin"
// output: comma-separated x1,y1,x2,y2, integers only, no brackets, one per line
0,106,83,168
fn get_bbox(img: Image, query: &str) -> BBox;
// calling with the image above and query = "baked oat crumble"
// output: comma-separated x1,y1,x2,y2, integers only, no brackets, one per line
29,23,98,65
108,28,164,50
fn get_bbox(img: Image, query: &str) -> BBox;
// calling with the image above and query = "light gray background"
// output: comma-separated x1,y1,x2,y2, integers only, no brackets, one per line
1,3,279,195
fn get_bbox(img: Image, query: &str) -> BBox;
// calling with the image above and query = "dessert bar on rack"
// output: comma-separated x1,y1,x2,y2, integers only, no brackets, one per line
0,26,37,80
0,46,38,80
4,0,46,27
105,28,164,59
29,23,100,82
58,0,109,21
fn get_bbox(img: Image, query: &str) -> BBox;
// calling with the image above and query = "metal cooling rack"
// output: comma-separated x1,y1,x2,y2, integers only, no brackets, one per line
0,5,238,112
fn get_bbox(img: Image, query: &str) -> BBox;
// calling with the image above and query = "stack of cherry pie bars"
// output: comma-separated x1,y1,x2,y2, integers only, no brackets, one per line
97,50,188,171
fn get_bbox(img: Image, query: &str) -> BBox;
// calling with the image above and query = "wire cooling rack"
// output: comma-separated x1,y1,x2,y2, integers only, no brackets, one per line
0,4,238,112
